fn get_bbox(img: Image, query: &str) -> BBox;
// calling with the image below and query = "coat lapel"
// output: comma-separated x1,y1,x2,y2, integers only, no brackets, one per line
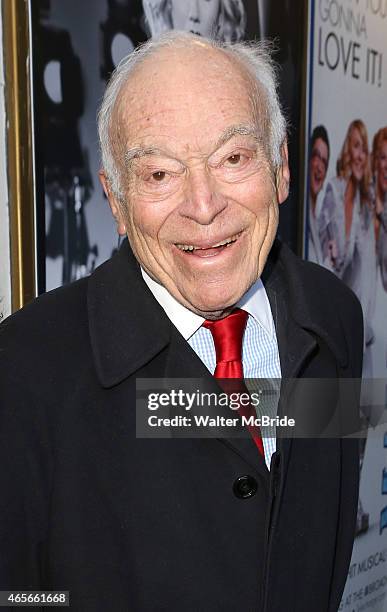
261,240,350,552
87,241,171,388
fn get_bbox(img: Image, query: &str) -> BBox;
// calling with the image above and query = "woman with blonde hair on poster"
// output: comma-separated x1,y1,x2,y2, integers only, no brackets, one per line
142,0,246,42
319,119,375,377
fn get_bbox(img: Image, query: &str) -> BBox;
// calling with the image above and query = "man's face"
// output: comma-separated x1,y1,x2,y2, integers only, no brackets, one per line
170,0,221,37
309,137,328,201
376,140,387,197
104,46,289,318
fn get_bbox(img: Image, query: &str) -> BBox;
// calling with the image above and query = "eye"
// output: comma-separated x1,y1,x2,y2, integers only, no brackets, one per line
151,171,166,181
226,154,242,165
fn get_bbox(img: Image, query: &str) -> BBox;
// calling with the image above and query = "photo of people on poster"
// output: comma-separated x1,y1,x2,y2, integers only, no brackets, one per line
306,1,387,608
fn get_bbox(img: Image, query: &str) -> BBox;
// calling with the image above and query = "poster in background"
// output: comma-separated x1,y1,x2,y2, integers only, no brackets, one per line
30,0,306,294
305,1,387,610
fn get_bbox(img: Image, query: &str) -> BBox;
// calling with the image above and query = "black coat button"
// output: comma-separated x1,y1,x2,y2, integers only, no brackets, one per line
233,475,258,499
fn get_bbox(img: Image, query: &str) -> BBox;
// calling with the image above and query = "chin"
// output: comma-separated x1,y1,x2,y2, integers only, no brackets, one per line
188,286,247,316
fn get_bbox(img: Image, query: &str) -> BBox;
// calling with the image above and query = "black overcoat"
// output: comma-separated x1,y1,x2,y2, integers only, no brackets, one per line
0,239,363,611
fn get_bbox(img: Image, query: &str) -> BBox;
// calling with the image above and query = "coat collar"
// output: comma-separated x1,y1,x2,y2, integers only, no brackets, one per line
87,241,171,388
88,238,348,388
262,240,349,375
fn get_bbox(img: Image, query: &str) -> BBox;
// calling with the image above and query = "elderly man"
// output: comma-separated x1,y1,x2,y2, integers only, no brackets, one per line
0,33,362,611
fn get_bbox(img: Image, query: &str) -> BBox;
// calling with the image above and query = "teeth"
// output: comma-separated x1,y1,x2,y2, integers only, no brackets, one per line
211,234,239,248
176,233,239,252
177,245,195,252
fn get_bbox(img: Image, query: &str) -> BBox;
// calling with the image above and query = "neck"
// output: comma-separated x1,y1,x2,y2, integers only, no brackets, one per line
346,175,357,201
377,185,386,204
201,307,235,321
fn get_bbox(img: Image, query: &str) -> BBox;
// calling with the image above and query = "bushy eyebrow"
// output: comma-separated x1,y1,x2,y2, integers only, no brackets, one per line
124,123,258,168
213,124,258,150
124,146,169,166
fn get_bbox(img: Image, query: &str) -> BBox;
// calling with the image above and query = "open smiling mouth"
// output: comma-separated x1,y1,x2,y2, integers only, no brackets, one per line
175,233,241,258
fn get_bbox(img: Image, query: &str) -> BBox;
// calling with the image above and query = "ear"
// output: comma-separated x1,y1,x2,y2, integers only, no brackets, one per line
99,170,127,236
276,141,290,204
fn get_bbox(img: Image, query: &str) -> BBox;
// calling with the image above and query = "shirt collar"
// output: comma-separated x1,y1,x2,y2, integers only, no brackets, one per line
140,268,274,341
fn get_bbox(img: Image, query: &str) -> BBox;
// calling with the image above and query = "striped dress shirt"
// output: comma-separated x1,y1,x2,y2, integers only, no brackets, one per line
141,269,281,469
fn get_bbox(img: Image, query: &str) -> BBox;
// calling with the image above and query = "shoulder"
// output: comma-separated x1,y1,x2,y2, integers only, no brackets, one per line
269,241,363,374
274,240,359,303
328,176,345,191
1,276,89,339
305,258,362,324
319,178,343,223
322,176,345,204
0,277,90,385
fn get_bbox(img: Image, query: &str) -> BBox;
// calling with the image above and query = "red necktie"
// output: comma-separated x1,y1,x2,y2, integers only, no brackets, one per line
204,309,265,457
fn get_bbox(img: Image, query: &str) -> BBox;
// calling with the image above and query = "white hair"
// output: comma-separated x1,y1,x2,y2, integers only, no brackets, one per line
98,31,287,200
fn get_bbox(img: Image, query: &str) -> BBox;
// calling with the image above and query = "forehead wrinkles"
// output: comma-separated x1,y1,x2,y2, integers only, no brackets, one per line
118,94,255,163
112,47,270,164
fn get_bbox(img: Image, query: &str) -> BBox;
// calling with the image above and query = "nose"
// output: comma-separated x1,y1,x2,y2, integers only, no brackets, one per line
356,148,365,162
316,157,324,172
180,167,227,225
188,0,200,23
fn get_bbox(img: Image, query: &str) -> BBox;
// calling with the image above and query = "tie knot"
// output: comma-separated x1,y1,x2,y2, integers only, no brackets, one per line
203,308,248,364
